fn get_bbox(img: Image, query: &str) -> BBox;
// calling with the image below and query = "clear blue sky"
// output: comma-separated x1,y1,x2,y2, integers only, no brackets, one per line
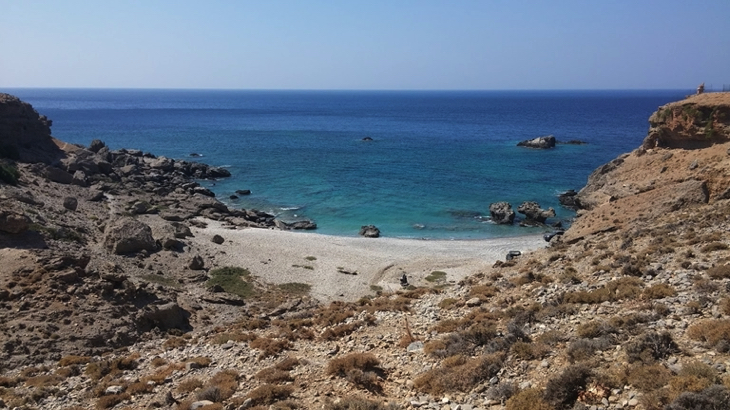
1,0,728,90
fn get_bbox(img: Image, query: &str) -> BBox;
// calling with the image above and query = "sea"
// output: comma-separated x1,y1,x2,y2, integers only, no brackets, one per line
5,88,689,239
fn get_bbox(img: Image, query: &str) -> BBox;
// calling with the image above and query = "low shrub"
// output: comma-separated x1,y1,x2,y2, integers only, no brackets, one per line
323,397,399,410
250,337,292,358
96,393,130,409
563,277,643,304
687,319,730,349
642,283,677,300
0,162,20,185
544,363,592,410
425,271,447,282
246,384,294,406
701,242,729,253
566,338,612,363
625,331,679,363
505,388,553,410
58,355,91,367
624,363,672,392
413,354,503,395
177,377,204,393
665,384,730,410
576,321,616,339
255,367,292,384
320,321,364,341
707,264,730,279
326,353,380,377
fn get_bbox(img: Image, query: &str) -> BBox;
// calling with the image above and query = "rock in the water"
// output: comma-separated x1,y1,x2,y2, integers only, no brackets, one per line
517,135,556,149
103,218,157,255
517,201,556,223
211,234,225,244
489,202,515,225
0,211,31,234
359,225,380,238
558,189,582,210
235,189,251,195
63,197,78,211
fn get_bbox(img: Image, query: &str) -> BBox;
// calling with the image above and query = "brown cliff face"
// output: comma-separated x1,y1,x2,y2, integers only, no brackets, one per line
0,93,62,163
566,92,730,243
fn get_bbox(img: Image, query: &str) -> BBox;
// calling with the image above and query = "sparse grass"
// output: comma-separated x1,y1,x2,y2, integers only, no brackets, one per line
425,271,447,283
96,393,130,409
563,277,643,304
320,321,365,341
141,273,181,288
177,377,204,393
326,353,380,377
212,331,257,345
58,355,92,367
278,282,311,295
163,336,188,350
206,266,253,298
708,264,730,279
324,397,400,410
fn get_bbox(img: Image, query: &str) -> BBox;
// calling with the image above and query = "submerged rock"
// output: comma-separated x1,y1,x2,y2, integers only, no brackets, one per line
489,202,515,225
359,225,381,238
517,135,556,149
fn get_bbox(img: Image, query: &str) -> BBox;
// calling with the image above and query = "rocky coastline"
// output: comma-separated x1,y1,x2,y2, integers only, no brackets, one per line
2,92,730,410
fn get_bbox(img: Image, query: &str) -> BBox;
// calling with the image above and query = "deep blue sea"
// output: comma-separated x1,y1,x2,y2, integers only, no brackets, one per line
5,89,688,239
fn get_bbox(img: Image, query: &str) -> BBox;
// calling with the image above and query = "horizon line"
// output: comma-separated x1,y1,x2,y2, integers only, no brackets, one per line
1,86,701,92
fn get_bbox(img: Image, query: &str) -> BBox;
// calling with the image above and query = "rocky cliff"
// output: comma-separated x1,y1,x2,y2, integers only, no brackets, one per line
0,93,62,163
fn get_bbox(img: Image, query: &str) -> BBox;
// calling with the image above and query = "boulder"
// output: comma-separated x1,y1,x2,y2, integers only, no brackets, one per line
138,302,190,331
62,197,78,211
558,190,582,210
71,170,88,187
517,201,556,223
275,220,317,230
88,139,106,153
103,218,157,255
44,166,73,184
189,255,205,270
517,135,556,149
0,210,31,234
359,225,380,238
489,202,515,225
211,234,224,244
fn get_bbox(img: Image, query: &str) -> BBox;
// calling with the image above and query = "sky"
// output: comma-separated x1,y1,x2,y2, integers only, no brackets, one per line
1,0,729,90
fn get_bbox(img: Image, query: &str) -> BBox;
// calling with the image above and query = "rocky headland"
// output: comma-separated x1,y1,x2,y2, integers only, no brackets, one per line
1,92,730,410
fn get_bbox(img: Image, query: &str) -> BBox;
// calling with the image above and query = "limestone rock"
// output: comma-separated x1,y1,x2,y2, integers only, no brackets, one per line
489,202,515,225
0,210,31,234
0,93,61,163
517,135,556,149
44,166,73,184
359,225,380,238
63,197,78,211
103,218,157,255
517,201,555,224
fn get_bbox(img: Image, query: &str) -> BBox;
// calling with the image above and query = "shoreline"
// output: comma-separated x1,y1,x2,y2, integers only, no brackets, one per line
190,219,547,302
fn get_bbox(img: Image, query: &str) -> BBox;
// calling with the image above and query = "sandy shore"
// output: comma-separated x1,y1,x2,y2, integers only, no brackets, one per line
191,220,547,302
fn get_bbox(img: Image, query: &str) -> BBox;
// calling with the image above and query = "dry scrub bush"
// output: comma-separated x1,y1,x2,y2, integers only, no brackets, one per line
255,367,293,384
186,356,212,367
24,374,62,388
511,341,550,360
326,353,380,377
701,242,729,253
642,283,677,300
625,331,679,363
177,377,204,393
141,363,184,385
708,264,730,279
505,388,553,410
85,354,139,381
566,338,612,363
95,393,130,409
413,354,503,395
126,381,154,395
665,384,730,410
150,357,168,367
163,336,188,350
58,355,91,367
535,330,568,346
206,369,239,401
275,356,300,371
469,284,498,299
544,363,592,410
621,363,672,392
245,384,294,406
324,397,400,410
687,319,730,349
250,337,292,359
212,332,257,345
438,298,459,309
314,302,355,326
320,321,364,341
363,295,411,313
576,321,616,339
563,277,643,304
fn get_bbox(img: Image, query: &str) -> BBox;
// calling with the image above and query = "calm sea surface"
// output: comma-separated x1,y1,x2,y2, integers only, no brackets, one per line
6,89,688,239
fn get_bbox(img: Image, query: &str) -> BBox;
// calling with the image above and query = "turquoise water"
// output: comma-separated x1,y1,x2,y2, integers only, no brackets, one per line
7,89,688,239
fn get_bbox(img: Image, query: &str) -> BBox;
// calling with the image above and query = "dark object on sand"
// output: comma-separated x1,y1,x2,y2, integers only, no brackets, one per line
506,250,522,261
400,274,409,287
543,231,565,242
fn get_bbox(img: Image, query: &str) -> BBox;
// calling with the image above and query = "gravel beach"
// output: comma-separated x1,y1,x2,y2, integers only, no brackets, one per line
192,219,547,301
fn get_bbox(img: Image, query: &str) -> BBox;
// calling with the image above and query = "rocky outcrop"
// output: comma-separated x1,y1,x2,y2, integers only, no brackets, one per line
642,93,730,151
489,202,515,225
558,189,581,210
517,135,556,149
275,219,318,230
0,210,31,234
359,225,380,238
103,218,158,254
0,93,62,163
517,201,555,224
